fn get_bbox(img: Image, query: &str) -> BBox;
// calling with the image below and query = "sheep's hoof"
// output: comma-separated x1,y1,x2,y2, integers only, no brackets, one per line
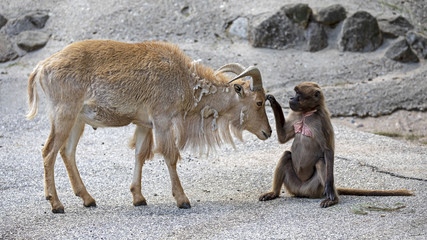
84,201,97,208
178,202,191,209
134,200,147,206
52,207,65,214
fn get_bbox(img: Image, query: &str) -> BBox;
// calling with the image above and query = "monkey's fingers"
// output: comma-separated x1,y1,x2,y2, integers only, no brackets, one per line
259,191,279,201
320,198,338,208
266,94,277,103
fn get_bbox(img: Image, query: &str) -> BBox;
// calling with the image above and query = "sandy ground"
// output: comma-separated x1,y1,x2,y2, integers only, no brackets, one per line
0,0,426,239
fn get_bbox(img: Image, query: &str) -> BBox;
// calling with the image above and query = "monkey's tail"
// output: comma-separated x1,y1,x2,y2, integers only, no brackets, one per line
337,188,414,196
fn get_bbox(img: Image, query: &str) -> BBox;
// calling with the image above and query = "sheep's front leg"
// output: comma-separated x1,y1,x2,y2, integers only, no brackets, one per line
155,123,190,209
166,154,191,209
130,126,154,206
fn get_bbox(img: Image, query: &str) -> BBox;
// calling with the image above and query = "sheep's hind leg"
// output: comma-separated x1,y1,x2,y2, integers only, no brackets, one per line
130,126,154,206
60,118,96,208
43,108,80,213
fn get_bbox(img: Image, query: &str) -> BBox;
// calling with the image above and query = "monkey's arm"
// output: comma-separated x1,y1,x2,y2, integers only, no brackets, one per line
266,95,295,143
321,149,338,208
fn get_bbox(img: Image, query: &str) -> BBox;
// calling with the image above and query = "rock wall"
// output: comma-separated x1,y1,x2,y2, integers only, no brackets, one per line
0,11,50,63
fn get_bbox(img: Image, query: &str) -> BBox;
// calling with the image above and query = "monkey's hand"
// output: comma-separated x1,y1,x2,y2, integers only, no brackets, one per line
259,191,279,201
266,94,283,110
324,184,335,200
320,184,338,208
266,94,277,103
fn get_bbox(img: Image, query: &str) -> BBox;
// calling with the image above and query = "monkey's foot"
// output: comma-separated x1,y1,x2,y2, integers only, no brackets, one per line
259,192,279,201
320,198,338,208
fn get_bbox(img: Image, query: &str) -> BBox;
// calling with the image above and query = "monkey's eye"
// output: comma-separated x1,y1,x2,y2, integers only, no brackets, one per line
256,101,263,107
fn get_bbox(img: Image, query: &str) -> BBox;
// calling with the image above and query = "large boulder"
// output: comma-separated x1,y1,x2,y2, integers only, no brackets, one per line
305,21,328,52
16,31,50,52
339,11,383,52
385,38,419,63
283,3,312,29
227,17,249,39
249,6,305,49
378,16,414,39
0,14,7,29
0,33,18,63
406,31,427,59
3,11,49,35
314,4,346,25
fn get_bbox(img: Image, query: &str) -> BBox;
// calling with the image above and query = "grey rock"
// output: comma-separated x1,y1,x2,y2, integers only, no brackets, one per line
339,11,383,52
28,11,49,28
314,4,347,25
249,8,305,49
16,31,50,52
227,17,249,39
406,31,427,59
305,21,328,52
282,3,312,29
385,38,419,63
378,16,414,38
325,71,427,117
0,33,18,63
0,14,7,29
3,11,49,35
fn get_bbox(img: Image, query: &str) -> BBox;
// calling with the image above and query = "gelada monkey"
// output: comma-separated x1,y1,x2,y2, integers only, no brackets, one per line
260,82,413,208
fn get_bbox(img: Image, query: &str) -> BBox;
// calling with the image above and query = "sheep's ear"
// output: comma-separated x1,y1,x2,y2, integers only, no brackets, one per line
234,84,245,98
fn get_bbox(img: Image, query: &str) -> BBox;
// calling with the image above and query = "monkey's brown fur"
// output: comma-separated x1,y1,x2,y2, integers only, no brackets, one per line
260,82,413,208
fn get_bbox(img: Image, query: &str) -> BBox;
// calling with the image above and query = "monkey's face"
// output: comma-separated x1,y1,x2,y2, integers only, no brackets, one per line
289,82,323,113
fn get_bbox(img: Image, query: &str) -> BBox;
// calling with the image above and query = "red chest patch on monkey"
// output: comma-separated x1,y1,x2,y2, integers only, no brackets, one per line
293,110,317,137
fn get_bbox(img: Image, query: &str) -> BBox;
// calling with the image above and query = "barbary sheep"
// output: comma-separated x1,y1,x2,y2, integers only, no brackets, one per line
27,40,272,213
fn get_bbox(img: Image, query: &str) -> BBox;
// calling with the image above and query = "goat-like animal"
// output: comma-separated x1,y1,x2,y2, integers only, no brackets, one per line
27,40,272,213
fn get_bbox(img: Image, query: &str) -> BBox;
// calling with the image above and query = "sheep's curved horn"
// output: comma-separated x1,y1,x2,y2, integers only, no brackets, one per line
214,63,246,76
228,66,263,91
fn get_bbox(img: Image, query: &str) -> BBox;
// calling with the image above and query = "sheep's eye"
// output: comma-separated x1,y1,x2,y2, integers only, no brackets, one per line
257,101,263,107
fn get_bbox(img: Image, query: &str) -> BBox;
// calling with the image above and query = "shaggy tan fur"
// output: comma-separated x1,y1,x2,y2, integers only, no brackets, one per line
27,40,271,212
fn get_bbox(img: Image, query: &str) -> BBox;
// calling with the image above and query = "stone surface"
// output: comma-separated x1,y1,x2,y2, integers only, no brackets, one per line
314,4,347,25
385,38,419,63
304,20,328,52
339,11,383,52
249,8,304,49
282,3,312,29
0,14,7,29
325,70,427,117
0,33,18,63
227,17,249,39
16,30,50,52
378,16,414,38
3,11,49,35
406,31,427,59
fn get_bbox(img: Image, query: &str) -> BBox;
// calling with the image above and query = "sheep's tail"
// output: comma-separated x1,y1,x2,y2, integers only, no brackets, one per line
26,66,41,120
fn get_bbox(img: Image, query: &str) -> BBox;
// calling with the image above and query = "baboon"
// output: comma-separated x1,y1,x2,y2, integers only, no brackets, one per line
260,82,413,208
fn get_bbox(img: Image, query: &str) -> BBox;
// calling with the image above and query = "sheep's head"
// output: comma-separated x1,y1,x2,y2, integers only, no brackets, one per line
216,64,272,140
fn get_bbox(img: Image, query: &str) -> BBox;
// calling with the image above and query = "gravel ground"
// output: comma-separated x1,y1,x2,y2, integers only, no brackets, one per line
0,0,426,239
